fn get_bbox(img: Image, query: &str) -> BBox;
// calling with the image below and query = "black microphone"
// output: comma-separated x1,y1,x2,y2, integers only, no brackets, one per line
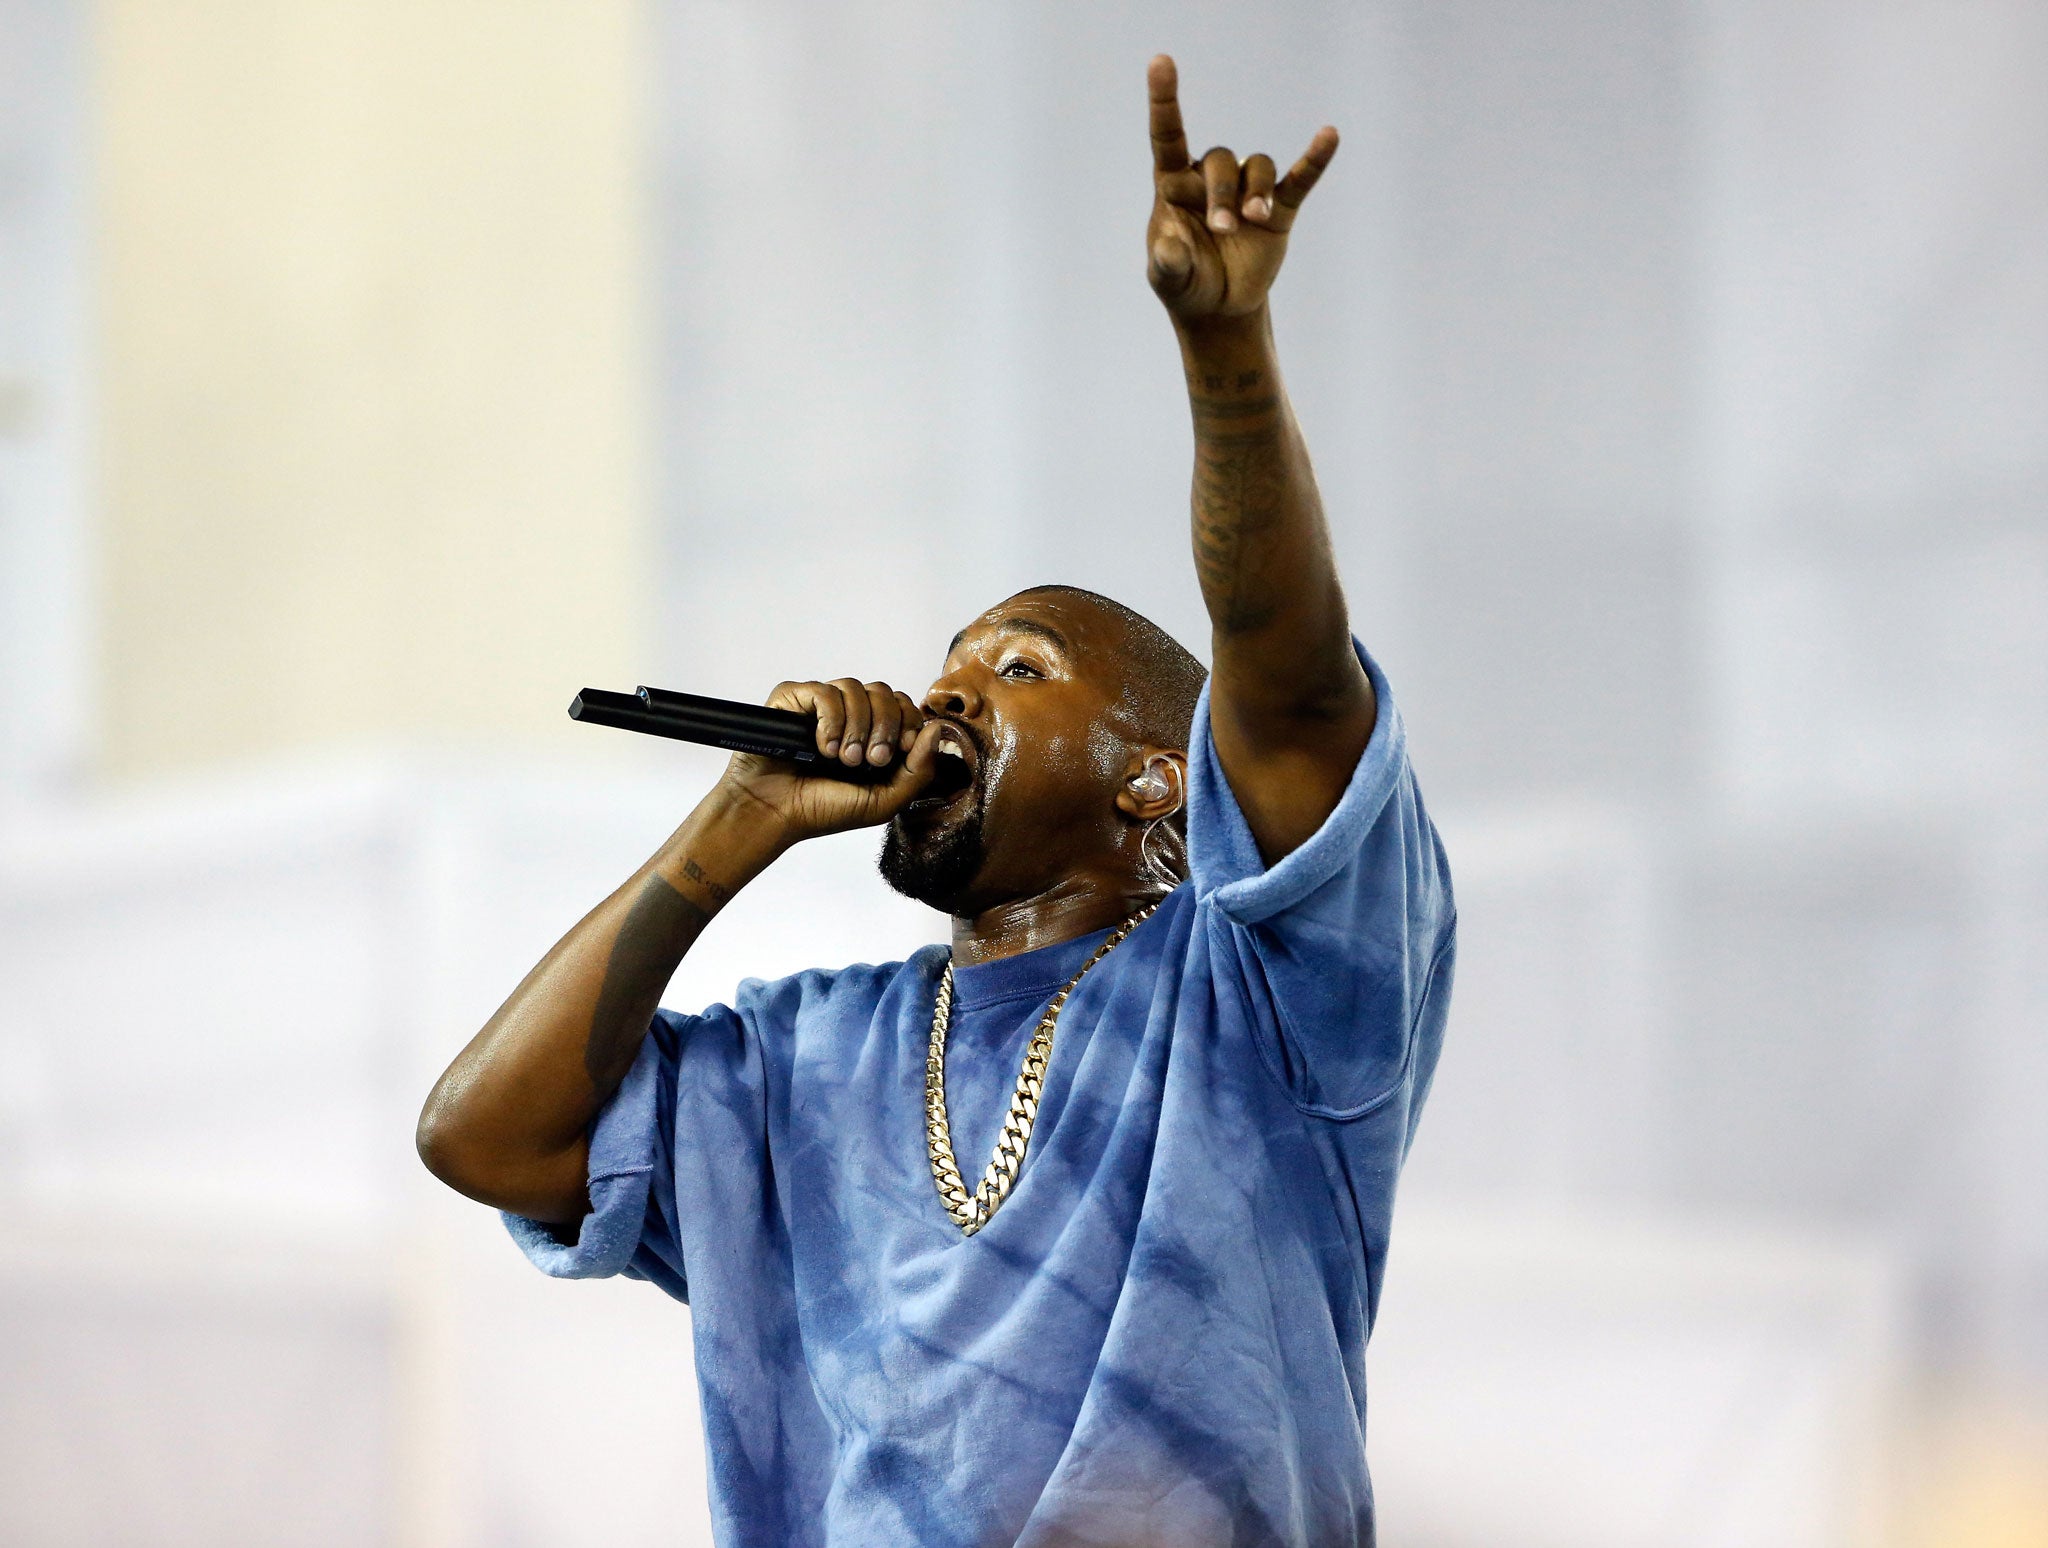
568,686,896,782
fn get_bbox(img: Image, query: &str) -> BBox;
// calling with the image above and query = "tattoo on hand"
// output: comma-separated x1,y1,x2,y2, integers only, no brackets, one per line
585,876,708,1089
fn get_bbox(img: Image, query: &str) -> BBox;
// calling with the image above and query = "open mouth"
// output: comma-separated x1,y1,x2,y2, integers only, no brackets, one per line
910,720,980,811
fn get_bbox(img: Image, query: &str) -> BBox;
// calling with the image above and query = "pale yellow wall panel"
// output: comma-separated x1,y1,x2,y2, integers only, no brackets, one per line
96,2,649,774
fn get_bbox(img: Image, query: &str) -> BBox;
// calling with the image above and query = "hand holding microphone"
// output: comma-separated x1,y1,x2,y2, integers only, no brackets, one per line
573,677,944,840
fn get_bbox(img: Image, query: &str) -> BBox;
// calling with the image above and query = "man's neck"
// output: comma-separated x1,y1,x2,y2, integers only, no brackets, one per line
949,872,1158,966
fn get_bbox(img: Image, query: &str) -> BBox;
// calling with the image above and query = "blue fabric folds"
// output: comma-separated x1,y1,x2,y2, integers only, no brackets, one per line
506,641,1455,1547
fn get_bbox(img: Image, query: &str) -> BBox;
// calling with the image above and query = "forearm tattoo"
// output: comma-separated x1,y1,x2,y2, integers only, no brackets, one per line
1188,373,1287,633
585,874,710,1090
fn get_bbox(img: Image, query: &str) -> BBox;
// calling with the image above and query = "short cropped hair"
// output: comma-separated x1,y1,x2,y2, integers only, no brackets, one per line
1013,584,1208,751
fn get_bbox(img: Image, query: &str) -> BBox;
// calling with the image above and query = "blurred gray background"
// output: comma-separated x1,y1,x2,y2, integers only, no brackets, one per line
2,2,2044,1544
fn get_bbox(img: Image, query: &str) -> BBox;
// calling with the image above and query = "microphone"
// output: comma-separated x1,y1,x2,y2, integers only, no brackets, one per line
568,686,897,782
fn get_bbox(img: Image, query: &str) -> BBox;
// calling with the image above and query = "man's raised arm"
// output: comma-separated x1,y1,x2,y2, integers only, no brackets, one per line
1145,55,1376,863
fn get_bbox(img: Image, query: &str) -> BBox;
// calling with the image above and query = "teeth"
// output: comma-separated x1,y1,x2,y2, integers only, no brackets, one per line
937,743,965,760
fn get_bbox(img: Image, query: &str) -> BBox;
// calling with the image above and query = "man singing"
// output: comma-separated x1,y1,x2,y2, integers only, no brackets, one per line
418,56,1455,1547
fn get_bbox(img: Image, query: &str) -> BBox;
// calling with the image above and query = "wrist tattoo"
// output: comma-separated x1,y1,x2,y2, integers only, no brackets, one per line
680,856,733,906
1190,393,1281,425
1188,367,1268,396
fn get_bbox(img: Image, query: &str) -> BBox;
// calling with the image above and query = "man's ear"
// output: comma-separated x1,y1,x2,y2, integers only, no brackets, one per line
1115,748,1189,821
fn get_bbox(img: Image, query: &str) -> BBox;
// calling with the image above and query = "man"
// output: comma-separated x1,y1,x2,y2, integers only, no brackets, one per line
418,56,1454,1548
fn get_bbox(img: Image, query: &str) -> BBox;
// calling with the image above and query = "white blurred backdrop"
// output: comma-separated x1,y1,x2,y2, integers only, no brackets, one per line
2,2,2044,1544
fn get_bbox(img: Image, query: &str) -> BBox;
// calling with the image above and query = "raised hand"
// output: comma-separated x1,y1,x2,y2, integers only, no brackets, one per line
1145,54,1338,324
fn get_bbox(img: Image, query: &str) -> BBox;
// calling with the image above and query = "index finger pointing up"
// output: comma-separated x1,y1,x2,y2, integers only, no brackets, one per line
1148,54,1190,176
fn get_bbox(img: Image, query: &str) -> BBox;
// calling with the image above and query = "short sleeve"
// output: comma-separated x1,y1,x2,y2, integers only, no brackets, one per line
1187,639,1456,1118
501,1003,755,1303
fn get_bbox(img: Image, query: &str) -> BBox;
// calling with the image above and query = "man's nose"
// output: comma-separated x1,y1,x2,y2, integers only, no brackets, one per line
924,680,982,719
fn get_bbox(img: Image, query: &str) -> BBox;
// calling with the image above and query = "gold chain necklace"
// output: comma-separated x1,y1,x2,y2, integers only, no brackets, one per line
925,902,1159,1236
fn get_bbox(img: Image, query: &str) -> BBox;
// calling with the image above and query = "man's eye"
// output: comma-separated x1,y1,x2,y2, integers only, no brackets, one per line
999,661,1042,679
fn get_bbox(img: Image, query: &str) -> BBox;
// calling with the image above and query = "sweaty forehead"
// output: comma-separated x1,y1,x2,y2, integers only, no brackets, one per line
946,591,1128,665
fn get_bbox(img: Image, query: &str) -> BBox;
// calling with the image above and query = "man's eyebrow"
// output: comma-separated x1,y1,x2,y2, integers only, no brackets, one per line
950,617,1071,658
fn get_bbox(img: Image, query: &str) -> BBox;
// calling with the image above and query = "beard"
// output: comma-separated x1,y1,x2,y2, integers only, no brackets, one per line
878,791,988,913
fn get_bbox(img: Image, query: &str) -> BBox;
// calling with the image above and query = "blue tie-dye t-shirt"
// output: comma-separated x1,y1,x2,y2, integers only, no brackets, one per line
507,644,1455,1547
